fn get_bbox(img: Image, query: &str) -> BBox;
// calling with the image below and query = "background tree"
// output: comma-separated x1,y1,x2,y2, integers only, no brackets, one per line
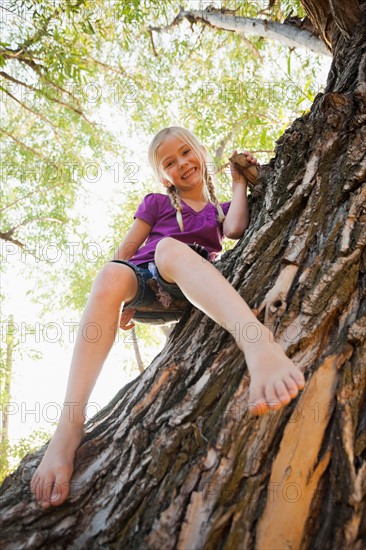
2,1,365,548
0,315,51,483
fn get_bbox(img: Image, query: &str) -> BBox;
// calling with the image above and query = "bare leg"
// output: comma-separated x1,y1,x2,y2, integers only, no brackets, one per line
154,238,305,415
30,263,139,508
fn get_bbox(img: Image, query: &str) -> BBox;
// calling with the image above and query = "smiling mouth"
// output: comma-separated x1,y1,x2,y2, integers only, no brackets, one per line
182,167,196,179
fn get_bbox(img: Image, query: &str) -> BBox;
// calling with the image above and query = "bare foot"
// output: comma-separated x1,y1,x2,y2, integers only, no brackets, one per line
243,335,305,416
30,424,85,508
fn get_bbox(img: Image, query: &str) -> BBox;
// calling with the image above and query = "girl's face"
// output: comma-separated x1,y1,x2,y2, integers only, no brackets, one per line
157,135,205,192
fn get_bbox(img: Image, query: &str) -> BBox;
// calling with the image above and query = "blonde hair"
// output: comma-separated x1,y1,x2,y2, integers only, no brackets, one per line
148,126,225,232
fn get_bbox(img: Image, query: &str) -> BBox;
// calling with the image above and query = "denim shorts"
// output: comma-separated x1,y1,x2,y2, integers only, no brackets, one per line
110,259,187,309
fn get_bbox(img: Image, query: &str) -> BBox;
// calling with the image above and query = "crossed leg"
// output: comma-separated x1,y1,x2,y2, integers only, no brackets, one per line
154,238,305,415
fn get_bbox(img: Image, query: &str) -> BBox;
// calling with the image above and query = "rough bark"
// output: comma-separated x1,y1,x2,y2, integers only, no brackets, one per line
1,2,366,549
303,0,363,47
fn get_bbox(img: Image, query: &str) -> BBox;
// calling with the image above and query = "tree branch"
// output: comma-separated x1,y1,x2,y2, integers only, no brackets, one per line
0,5,28,23
1,179,69,214
237,33,264,61
149,8,331,57
148,29,159,57
215,119,248,160
301,0,364,50
18,11,56,51
131,327,145,373
0,128,50,162
8,216,65,233
18,56,82,107
0,85,61,142
85,56,133,78
0,230,24,249
0,216,65,253
0,70,39,94
0,71,94,124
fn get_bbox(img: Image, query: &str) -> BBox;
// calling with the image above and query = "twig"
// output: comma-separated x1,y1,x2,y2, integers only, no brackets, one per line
0,71,94,124
0,85,61,142
148,29,159,57
0,128,50,162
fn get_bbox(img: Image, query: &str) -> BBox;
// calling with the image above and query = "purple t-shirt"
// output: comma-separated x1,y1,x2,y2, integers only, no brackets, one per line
129,193,231,265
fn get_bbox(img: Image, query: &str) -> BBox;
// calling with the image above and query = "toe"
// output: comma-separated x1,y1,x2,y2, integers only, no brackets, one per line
264,384,281,410
248,399,269,416
33,474,46,504
285,376,299,398
291,370,305,389
49,482,63,506
274,380,291,405
50,465,73,506
40,476,55,507
248,382,270,415
50,476,70,506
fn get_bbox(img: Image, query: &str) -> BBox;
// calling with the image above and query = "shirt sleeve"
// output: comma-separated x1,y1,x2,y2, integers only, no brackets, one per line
134,193,159,228
221,201,231,215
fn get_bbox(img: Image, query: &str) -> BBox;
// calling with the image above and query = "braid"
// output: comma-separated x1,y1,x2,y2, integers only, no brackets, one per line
205,172,225,223
166,186,184,232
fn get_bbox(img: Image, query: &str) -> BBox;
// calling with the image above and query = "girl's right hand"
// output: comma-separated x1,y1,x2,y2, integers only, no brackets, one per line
120,308,136,330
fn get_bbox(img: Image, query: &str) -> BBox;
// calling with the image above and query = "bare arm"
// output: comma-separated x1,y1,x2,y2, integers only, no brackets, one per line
223,150,258,240
112,218,152,261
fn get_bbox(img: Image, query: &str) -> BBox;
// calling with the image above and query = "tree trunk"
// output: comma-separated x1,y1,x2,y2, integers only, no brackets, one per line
1,2,365,549
131,327,145,374
0,315,14,476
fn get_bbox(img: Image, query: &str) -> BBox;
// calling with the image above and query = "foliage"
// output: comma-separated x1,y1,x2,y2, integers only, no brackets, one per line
0,428,53,484
1,0,328,251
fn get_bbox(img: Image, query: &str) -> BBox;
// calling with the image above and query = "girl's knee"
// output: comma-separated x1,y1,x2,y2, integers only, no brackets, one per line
154,237,181,269
92,262,138,302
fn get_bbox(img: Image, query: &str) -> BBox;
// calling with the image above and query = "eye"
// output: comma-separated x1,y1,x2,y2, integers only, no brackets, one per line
183,148,191,155
166,160,174,168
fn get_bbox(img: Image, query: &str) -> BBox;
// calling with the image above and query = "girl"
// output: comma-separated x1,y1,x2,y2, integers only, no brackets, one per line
30,126,305,509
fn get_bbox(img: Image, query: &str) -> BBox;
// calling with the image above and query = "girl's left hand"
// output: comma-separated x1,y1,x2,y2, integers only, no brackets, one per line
230,150,259,184
120,308,136,330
